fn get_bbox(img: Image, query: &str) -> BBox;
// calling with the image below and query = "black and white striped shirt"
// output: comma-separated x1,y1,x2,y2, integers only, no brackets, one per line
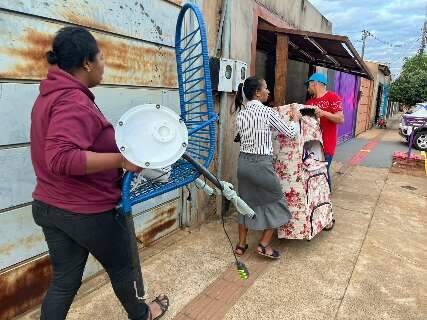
236,100,298,155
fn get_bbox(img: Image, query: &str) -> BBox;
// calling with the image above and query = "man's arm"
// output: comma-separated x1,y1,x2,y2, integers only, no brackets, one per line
315,108,344,124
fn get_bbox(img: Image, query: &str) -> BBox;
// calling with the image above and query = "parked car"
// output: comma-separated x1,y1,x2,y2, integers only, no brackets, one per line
399,103,427,151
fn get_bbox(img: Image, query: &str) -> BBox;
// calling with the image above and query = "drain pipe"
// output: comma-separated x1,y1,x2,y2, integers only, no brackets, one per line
216,0,231,216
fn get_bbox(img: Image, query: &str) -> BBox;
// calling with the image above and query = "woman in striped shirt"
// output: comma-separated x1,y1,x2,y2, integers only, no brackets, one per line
234,76,301,259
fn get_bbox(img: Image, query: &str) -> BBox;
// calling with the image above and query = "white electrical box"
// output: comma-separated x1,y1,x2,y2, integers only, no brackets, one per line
233,60,248,91
209,57,234,92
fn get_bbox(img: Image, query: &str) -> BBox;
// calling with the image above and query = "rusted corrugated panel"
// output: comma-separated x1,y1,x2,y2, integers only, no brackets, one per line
0,83,179,146
0,11,177,87
0,202,179,274
0,147,35,212
0,198,179,320
0,156,180,269
0,0,180,47
0,255,51,320
134,199,179,246
0,83,37,146
165,0,184,5
0,206,47,271
0,85,179,210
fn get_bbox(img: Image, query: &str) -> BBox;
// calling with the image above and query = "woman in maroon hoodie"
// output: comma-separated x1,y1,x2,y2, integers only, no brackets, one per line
31,27,169,320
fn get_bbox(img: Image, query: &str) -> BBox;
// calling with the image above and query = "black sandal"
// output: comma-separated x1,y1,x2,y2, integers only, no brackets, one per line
149,294,169,320
256,243,280,259
324,219,335,231
234,244,248,256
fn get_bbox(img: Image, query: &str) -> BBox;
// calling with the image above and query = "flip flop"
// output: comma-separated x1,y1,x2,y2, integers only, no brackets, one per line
149,294,169,320
256,243,280,259
234,244,249,256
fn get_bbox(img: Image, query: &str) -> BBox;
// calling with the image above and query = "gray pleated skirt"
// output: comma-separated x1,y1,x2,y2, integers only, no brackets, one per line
237,152,291,230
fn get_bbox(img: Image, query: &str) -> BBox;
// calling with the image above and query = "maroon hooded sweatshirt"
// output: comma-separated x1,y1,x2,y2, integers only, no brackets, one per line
31,67,122,213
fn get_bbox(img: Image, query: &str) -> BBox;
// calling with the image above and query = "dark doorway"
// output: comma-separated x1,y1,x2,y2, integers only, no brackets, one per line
375,84,383,124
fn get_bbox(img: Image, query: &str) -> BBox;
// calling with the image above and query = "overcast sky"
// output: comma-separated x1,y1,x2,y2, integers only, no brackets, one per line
309,0,426,78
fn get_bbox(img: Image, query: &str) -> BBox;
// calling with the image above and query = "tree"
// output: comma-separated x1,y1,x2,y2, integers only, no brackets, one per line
390,54,427,106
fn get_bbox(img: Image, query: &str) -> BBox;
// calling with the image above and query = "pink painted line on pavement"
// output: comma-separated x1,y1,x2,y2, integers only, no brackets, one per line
347,140,381,166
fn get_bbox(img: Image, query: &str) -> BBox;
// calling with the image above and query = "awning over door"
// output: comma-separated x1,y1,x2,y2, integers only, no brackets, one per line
258,23,373,80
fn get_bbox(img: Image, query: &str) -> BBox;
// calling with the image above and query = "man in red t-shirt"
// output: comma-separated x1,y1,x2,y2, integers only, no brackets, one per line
305,73,344,190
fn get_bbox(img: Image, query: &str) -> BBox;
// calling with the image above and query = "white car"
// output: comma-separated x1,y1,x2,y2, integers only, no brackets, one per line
399,103,427,151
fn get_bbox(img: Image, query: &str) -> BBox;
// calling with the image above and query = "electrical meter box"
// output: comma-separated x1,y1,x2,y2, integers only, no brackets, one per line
209,57,234,92
233,60,248,91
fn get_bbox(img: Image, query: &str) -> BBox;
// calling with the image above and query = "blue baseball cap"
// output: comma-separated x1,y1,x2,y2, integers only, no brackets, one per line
305,72,328,85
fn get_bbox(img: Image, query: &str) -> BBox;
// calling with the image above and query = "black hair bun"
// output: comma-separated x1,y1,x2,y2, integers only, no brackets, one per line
46,50,58,64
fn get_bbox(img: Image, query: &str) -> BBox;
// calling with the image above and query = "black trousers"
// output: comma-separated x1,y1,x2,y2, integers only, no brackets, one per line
32,200,149,320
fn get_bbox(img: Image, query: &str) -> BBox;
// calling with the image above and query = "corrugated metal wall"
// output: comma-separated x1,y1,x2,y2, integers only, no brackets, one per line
0,1,189,318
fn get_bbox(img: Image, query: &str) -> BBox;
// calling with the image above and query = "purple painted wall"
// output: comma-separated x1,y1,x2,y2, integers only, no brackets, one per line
334,71,361,144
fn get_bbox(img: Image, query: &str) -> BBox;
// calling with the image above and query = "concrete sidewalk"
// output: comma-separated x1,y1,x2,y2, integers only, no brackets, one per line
18,122,427,320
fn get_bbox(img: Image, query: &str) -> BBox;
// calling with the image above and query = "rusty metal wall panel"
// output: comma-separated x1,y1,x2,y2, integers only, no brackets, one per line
0,199,179,320
0,255,51,320
0,11,177,87
165,0,184,5
0,0,181,47
0,1,190,318
0,86,179,210
0,254,102,320
0,1,192,317
0,83,179,146
0,147,35,211
0,206,47,271
0,83,37,146
0,191,178,271
0,83,181,267
133,199,179,246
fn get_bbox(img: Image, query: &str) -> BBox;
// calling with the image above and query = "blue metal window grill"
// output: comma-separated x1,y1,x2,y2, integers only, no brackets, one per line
120,3,217,214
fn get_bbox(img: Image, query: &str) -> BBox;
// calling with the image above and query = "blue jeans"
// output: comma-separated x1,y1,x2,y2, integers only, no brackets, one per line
32,200,149,320
325,155,333,191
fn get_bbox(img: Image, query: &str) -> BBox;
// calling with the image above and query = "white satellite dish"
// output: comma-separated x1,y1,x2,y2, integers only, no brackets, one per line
115,104,188,169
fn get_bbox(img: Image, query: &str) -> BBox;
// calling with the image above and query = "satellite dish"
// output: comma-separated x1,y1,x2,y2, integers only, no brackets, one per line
115,104,188,169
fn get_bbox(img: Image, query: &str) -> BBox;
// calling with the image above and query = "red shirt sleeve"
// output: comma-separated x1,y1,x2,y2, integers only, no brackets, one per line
327,92,343,113
44,101,103,176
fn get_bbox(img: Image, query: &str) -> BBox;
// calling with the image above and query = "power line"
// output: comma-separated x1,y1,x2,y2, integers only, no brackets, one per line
371,34,402,48
361,29,407,59
387,36,422,70
360,27,425,61
397,35,425,47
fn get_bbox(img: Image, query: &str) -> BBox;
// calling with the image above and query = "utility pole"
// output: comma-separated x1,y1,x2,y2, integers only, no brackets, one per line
420,4,427,55
361,30,371,59
419,21,426,54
